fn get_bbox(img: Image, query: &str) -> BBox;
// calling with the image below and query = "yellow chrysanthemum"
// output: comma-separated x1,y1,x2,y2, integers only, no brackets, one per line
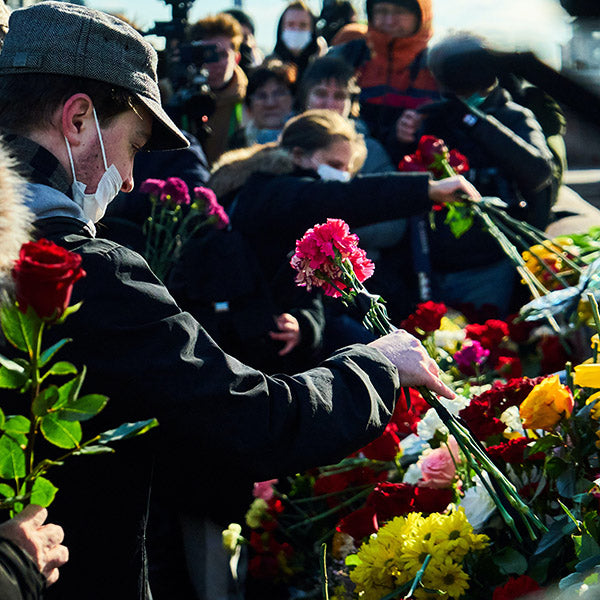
424,557,471,599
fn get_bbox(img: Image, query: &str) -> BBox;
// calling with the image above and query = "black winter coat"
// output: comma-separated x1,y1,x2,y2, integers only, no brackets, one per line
30,216,400,599
0,539,44,600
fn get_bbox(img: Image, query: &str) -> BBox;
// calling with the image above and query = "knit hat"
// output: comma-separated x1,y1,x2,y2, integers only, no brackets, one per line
366,0,421,21
427,33,498,94
0,1,188,151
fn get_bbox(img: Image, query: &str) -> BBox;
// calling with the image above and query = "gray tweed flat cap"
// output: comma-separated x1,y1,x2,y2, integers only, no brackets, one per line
0,1,188,151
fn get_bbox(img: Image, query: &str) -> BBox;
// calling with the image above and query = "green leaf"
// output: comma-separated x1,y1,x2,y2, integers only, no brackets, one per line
0,483,14,498
72,445,115,456
0,407,4,430
54,302,82,325
32,386,59,417
0,302,40,355
5,415,31,434
0,434,25,478
45,361,77,377
345,554,362,567
574,534,600,562
546,456,569,478
55,368,86,410
29,476,58,508
40,414,81,449
444,203,474,238
59,394,108,422
492,547,528,575
0,354,28,389
528,435,562,456
39,338,72,368
97,418,158,444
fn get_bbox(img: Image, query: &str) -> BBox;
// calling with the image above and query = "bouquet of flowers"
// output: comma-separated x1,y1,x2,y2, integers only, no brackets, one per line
0,239,157,513
140,177,229,280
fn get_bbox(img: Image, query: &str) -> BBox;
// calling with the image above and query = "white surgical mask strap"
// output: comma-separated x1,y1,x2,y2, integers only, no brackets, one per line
64,135,78,181
92,107,109,171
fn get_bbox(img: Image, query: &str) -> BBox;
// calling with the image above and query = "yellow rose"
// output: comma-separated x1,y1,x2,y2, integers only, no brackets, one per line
519,375,574,430
574,362,600,407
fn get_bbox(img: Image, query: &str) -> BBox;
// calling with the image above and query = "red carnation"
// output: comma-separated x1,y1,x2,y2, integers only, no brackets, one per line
448,149,469,174
359,423,401,462
398,153,428,172
417,135,449,168
401,301,447,338
336,505,378,541
412,485,454,513
492,575,542,600
366,482,415,522
486,437,543,464
12,239,86,321
465,319,509,349
495,354,523,379
194,186,230,229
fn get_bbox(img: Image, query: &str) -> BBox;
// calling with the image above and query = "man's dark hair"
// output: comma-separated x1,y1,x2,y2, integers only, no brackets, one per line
298,56,360,113
0,74,137,135
246,61,297,107
222,9,255,35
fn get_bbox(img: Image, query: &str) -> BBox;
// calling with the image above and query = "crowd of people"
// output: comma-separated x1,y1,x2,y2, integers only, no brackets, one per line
0,0,566,599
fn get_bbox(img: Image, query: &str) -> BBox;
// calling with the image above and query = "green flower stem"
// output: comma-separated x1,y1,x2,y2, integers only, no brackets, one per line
485,203,587,271
286,488,372,532
320,543,329,600
470,203,561,333
491,216,573,288
403,554,432,600
24,319,44,496
289,483,378,505
587,292,600,337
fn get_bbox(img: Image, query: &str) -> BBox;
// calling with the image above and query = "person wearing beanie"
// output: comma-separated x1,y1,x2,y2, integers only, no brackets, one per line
328,0,439,162
407,32,557,315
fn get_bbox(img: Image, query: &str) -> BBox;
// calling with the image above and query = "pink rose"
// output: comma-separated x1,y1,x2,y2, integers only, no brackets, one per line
253,479,278,501
418,437,460,489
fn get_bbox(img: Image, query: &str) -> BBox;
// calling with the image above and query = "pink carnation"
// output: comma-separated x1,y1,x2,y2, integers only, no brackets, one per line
253,479,278,501
194,186,230,229
418,436,460,489
290,218,374,298
160,177,190,206
139,178,166,196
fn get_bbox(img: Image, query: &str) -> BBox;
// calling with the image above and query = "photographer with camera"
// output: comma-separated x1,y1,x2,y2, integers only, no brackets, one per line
187,13,248,165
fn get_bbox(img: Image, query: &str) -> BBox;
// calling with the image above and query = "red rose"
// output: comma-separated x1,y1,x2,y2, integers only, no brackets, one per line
336,505,378,541
366,482,414,521
398,153,428,172
492,575,542,600
359,423,401,461
12,239,86,321
447,149,469,174
465,319,509,349
539,335,569,375
495,354,523,379
486,437,543,464
417,135,448,167
506,314,534,344
412,486,454,513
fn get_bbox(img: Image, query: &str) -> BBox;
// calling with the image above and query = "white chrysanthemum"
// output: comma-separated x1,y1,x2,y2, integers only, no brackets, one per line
458,477,497,530
417,396,471,440
433,328,466,352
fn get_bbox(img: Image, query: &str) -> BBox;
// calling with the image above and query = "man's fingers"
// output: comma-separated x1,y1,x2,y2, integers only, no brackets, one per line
39,523,65,547
16,504,47,528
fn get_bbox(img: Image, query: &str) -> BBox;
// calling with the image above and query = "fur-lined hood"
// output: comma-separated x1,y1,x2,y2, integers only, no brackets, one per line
0,139,32,289
208,142,295,201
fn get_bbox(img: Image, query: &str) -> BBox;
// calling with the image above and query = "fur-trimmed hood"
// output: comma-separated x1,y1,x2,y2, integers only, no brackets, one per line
0,139,32,290
208,142,295,201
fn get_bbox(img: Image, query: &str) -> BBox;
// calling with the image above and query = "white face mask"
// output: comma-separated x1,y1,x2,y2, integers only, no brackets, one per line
316,162,351,183
281,29,312,52
64,108,123,224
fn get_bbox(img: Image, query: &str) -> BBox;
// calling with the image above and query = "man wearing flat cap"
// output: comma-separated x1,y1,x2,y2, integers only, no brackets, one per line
0,3,453,598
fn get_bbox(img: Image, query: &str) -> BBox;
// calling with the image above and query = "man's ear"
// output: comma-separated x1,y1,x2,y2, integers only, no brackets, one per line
61,94,94,146
291,146,310,168
234,51,241,65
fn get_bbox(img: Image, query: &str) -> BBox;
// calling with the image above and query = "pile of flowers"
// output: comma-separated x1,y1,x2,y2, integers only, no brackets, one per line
140,177,229,280
223,218,600,600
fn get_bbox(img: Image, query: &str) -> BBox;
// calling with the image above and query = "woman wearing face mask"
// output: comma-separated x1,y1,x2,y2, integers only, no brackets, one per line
208,110,480,351
269,1,327,82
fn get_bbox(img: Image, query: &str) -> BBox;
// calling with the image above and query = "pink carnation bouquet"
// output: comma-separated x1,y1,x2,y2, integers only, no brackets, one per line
140,178,229,280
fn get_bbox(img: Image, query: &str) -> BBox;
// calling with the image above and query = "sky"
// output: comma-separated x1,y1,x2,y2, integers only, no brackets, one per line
86,0,574,68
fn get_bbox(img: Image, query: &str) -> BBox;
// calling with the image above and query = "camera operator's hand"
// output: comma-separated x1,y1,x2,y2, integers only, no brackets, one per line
428,175,480,204
0,505,68,585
